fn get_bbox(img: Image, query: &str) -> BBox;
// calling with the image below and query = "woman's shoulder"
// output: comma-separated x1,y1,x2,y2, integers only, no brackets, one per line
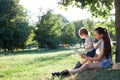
97,40,104,49
97,40,101,44
97,40,104,44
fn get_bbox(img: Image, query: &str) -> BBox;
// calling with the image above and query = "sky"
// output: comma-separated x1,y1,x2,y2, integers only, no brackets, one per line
19,0,92,22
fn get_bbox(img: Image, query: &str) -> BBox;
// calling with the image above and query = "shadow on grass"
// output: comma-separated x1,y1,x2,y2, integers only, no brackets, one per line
0,48,70,56
76,69,120,80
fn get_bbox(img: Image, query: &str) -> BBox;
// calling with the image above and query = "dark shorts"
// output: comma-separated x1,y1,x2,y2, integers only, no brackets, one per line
86,49,96,57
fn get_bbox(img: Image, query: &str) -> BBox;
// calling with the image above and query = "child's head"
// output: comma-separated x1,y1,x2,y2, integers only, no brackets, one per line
78,28,88,39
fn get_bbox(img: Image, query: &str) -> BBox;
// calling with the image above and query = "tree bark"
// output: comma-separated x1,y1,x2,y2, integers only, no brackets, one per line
114,0,120,62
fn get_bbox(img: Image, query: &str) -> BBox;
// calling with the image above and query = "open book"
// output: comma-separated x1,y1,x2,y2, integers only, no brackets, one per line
68,46,86,56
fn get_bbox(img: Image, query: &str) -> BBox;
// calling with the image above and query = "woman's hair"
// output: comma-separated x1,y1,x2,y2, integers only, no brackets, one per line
79,28,88,36
95,27,111,59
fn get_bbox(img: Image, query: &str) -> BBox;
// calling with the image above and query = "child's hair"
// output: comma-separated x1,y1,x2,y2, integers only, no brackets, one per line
95,27,111,59
79,28,88,36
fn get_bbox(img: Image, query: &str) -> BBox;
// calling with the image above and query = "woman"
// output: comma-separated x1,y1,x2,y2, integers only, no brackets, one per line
52,27,113,77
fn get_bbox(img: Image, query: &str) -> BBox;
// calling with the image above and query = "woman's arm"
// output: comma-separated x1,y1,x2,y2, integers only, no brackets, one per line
82,49,104,61
86,40,100,50
94,42,99,50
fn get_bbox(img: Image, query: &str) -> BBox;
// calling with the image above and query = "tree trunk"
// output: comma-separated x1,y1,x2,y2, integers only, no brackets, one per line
114,0,120,63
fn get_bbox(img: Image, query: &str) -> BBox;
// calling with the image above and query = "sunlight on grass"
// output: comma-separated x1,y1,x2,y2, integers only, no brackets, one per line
0,48,117,80
0,49,81,80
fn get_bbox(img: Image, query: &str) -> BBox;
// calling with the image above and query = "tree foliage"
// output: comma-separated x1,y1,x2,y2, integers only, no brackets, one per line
35,10,63,49
59,0,113,18
35,10,78,49
61,23,77,45
0,0,31,52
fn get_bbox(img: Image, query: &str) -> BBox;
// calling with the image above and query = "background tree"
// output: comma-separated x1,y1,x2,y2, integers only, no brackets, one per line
59,0,120,62
13,18,31,50
0,0,31,52
35,10,65,49
60,22,77,45
73,20,84,43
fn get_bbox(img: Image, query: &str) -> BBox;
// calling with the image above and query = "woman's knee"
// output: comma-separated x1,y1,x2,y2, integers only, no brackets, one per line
83,64,89,68
83,63,95,69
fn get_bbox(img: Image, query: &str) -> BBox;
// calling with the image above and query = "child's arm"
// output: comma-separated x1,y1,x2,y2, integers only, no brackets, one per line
82,49,104,61
68,46,86,56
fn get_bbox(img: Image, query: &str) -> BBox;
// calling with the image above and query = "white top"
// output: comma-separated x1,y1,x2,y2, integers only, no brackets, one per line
84,36,94,52
97,40,112,64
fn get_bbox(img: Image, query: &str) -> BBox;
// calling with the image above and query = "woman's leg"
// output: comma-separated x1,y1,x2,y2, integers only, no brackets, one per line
81,59,87,64
69,62,102,74
87,60,93,64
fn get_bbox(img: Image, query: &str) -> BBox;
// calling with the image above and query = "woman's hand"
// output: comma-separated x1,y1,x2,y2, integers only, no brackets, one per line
80,54,87,59
81,54,91,60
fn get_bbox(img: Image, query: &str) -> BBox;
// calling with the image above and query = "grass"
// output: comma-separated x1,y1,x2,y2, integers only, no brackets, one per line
76,69,120,80
0,48,81,80
0,48,120,80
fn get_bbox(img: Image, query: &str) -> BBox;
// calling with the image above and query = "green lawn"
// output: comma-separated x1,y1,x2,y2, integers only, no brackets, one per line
0,48,119,80
0,48,81,80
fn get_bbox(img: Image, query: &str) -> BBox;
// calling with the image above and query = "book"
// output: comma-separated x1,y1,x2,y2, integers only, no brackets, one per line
68,46,86,56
